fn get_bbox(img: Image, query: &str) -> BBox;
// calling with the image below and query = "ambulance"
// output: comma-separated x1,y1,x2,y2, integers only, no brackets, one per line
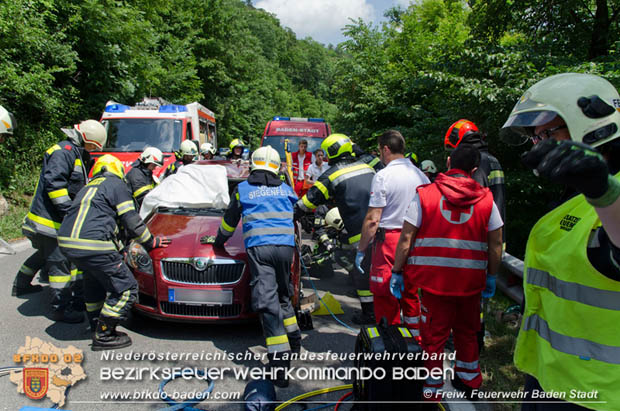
97,97,217,176
260,116,331,159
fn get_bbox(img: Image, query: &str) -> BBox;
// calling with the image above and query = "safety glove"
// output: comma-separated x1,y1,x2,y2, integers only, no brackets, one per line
389,271,404,299
522,139,613,201
481,274,497,298
355,250,365,275
151,236,171,249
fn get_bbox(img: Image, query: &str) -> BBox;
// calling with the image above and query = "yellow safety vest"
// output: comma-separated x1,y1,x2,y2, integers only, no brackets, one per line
514,174,620,410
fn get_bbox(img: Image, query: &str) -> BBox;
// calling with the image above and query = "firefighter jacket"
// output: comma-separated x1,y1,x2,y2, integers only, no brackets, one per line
22,140,88,238
291,151,312,180
57,172,153,258
125,161,156,207
162,160,184,179
514,173,620,410
405,169,493,296
215,170,297,248
298,155,375,245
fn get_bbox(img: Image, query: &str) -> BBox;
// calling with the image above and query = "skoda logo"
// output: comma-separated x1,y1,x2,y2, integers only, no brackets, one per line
193,258,211,271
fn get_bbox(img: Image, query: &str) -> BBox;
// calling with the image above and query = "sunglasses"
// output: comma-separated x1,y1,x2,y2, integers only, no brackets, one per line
531,125,567,144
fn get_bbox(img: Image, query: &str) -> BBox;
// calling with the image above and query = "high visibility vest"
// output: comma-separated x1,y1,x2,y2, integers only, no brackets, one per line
405,182,493,296
514,173,620,410
237,181,296,248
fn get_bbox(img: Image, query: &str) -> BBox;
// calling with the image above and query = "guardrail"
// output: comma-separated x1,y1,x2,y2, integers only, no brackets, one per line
497,252,524,305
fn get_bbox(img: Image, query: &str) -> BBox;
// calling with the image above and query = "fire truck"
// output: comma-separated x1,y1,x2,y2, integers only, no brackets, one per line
96,97,217,176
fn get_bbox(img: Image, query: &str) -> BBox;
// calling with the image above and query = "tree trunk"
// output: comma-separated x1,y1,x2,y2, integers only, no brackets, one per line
589,0,610,59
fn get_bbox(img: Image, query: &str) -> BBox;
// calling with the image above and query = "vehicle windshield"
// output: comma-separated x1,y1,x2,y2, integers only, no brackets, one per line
261,136,323,159
102,118,183,152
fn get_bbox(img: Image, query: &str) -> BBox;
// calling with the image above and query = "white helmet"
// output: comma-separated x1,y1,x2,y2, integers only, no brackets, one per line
502,73,620,147
75,120,107,150
200,142,216,156
251,145,280,174
180,139,198,157
421,160,437,174
140,147,164,166
0,105,15,134
325,208,344,231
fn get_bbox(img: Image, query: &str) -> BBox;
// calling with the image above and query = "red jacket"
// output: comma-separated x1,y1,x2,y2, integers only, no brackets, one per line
291,151,312,180
405,169,493,296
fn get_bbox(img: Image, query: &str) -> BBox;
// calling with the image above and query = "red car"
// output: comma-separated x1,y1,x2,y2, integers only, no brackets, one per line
126,160,301,322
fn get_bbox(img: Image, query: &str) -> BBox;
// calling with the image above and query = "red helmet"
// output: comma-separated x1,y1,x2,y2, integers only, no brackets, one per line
444,119,480,150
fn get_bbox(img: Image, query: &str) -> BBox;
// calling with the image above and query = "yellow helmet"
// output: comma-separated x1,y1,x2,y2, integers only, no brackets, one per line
229,138,245,151
251,146,280,174
321,133,352,160
92,154,125,179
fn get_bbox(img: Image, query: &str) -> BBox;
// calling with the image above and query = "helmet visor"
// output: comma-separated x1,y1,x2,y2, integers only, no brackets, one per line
501,110,558,146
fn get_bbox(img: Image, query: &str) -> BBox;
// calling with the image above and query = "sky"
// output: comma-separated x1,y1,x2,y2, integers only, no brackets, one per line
252,0,412,46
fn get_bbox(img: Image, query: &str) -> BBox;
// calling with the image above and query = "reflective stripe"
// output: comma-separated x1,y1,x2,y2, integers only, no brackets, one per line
407,256,487,270
456,360,479,370
46,144,61,155
20,264,36,276
409,328,420,337
359,296,373,303
49,274,72,288
116,200,135,216
58,236,117,252
133,184,154,198
71,187,97,238
398,327,412,338
488,170,505,185
348,233,361,244
414,237,488,251
301,195,316,211
242,211,293,223
456,371,480,381
235,192,239,201
527,268,620,311
368,327,379,338
403,315,419,325
329,163,373,185
267,342,291,353
370,276,383,283
369,157,380,168
421,314,427,323
243,227,294,239
74,158,82,167
86,301,104,312
101,289,131,318
357,290,373,296
27,212,61,230
221,219,236,233
135,227,151,244
522,314,620,364
313,181,329,200
74,270,83,280
50,195,71,206
266,335,290,353
48,188,71,205
283,316,297,327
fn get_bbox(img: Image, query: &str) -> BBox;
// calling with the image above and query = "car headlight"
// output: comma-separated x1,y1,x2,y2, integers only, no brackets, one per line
126,241,154,275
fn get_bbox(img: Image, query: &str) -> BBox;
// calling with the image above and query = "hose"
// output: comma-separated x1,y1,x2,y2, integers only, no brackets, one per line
275,384,353,411
334,391,353,411
157,367,214,411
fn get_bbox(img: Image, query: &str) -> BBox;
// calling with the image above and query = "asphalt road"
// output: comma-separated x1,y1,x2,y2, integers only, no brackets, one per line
0,240,480,411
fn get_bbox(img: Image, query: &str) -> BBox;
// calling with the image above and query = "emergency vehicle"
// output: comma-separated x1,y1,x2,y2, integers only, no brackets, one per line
260,116,331,159
97,97,217,176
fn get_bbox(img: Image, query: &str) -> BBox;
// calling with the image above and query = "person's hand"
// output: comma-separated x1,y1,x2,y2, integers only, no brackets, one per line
355,251,365,274
390,272,404,299
151,236,171,249
522,140,609,199
481,274,497,299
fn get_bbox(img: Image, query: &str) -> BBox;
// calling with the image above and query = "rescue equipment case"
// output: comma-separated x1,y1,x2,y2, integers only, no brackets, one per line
353,320,424,410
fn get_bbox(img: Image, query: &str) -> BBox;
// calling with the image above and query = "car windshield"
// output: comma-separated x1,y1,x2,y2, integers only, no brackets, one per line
102,118,183,152
261,136,323,159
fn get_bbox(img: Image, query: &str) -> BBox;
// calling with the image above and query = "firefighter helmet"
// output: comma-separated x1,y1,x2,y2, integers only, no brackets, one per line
321,134,353,160
140,147,164,166
180,139,198,157
421,159,437,174
0,105,15,134
502,73,620,147
444,119,481,151
200,142,216,156
405,152,418,165
325,207,344,231
251,145,280,174
75,120,107,150
229,138,245,151
92,154,125,179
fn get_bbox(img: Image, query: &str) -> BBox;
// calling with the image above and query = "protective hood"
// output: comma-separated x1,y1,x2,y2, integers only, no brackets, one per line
434,169,490,207
61,127,82,146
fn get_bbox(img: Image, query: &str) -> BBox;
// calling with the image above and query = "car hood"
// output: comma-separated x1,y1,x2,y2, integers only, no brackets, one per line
146,211,246,260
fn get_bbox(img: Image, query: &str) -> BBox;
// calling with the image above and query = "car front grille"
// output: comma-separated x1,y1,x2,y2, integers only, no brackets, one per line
160,302,242,318
161,259,245,285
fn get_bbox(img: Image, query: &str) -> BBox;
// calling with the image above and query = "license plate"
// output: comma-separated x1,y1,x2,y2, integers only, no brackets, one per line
168,288,233,306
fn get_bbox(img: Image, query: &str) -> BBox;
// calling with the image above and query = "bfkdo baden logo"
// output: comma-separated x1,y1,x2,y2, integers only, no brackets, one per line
11,336,86,407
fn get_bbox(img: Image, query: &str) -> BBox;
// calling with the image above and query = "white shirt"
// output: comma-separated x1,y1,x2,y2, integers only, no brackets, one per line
368,158,430,229
404,192,503,231
297,153,309,180
306,162,330,183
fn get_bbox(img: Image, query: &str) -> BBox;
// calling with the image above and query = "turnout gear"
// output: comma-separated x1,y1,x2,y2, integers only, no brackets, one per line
125,160,157,208
139,147,164,166
251,146,281,174
502,73,620,148
12,251,45,296
0,105,15,134
353,143,383,171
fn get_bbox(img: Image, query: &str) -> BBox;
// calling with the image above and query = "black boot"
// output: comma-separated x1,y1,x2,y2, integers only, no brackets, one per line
267,353,290,388
351,302,376,325
11,273,43,297
288,331,302,354
451,374,477,401
92,317,132,351
50,306,85,323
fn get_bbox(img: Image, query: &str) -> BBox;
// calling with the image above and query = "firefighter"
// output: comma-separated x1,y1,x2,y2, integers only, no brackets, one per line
391,144,503,400
13,120,106,324
295,134,376,324
501,73,620,410
162,140,197,179
405,151,419,167
357,130,429,335
125,147,163,209
353,143,384,171
213,146,299,388
0,104,15,142
200,142,216,160
228,138,246,160
58,155,171,350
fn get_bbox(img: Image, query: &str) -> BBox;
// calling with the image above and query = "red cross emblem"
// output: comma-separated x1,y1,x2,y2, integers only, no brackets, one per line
439,196,473,224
